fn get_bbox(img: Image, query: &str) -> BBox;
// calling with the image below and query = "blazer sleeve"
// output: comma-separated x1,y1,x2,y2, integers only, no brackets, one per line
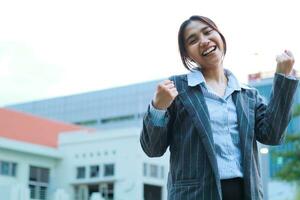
140,99,176,157
255,73,299,145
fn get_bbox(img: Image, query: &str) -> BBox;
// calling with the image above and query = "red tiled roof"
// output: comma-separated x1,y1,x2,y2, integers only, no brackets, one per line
0,108,91,148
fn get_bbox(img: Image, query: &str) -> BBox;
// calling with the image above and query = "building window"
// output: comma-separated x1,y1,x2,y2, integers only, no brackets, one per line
99,183,114,199
74,119,98,126
76,167,86,179
160,166,164,179
150,164,158,178
29,166,50,200
1,161,9,175
0,160,17,177
11,163,17,176
101,114,135,124
90,165,100,178
40,186,47,199
143,163,147,176
104,164,114,176
144,184,162,200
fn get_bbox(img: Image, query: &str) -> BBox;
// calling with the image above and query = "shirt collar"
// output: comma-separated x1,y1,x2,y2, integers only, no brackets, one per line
187,68,243,91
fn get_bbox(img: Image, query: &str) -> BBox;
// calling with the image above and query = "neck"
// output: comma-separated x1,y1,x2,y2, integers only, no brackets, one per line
199,65,227,84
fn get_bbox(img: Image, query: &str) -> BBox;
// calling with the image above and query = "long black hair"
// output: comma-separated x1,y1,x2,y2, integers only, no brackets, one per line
178,15,227,71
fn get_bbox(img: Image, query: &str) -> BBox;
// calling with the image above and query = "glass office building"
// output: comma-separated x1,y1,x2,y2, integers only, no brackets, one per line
6,79,163,131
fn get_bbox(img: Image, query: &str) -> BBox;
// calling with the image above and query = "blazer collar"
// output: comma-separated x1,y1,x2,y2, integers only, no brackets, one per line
186,68,250,91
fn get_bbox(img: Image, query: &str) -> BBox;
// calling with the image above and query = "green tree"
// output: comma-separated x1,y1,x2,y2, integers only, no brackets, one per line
273,104,300,199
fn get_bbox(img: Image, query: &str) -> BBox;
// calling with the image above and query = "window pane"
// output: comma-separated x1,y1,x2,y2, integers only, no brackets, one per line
77,167,85,179
104,164,114,176
29,166,38,181
40,168,50,183
143,163,147,176
1,161,10,175
150,164,158,178
29,185,36,198
28,166,49,200
11,163,17,177
160,166,164,179
39,186,47,200
90,165,99,178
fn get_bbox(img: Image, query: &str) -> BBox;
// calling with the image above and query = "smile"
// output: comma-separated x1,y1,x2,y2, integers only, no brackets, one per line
202,46,217,56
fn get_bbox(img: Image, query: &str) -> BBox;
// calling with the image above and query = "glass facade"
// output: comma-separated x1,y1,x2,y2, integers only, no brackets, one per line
6,79,162,130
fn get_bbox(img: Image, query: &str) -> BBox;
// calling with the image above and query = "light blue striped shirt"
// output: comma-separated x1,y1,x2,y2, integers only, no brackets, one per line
150,68,245,179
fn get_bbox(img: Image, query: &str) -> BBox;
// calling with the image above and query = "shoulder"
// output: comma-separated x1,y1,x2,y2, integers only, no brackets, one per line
168,73,187,82
240,83,255,90
168,73,188,86
239,82,260,100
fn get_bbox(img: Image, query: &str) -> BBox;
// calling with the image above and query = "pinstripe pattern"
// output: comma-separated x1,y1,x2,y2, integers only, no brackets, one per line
140,73,298,200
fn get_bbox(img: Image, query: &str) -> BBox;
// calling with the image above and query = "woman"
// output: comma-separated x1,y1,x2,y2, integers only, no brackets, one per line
140,15,299,200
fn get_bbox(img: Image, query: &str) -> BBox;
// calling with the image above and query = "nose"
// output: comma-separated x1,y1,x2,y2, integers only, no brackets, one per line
199,38,210,48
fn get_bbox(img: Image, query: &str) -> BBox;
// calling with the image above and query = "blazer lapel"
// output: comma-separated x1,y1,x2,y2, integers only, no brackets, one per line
232,91,247,158
232,90,255,199
178,85,220,181
232,90,255,159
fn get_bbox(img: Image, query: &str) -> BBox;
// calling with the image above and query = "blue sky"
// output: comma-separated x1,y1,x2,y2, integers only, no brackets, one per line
1,0,299,106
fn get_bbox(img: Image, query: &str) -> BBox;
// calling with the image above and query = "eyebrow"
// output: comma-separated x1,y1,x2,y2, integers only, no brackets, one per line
185,26,211,43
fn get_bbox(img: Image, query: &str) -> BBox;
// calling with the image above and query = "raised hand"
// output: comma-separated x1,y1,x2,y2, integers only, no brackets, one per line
152,80,178,110
276,50,295,75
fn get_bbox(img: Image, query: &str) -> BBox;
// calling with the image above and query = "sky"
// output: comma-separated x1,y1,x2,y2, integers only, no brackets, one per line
0,0,299,107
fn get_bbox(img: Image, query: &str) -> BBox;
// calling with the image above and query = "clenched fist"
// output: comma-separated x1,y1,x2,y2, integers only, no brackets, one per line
276,50,295,75
152,80,179,110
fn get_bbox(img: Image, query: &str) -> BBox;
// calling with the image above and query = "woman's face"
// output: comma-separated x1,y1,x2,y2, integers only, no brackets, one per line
184,20,225,69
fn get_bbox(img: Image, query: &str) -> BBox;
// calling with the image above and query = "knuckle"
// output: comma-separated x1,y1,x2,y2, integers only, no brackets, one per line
157,84,163,89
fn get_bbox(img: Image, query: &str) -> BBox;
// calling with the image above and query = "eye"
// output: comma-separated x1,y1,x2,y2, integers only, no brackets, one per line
189,39,197,45
204,29,213,35
188,37,198,45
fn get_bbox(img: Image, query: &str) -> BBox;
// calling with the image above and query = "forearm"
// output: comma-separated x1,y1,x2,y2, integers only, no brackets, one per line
140,105,171,157
255,73,299,145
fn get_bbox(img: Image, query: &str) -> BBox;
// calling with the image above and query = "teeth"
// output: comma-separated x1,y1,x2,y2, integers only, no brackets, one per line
203,46,216,56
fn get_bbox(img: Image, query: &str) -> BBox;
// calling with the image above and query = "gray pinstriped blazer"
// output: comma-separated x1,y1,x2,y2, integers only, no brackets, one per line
140,73,298,200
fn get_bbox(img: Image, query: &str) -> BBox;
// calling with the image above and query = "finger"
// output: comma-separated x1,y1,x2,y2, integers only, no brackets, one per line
281,53,294,64
162,79,173,84
158,81,172,90
284,50,294,58
282,53,290,61
165,83,175,89
171,90,179,98
166,84,175,90
170,88,178,94
276,55,283,62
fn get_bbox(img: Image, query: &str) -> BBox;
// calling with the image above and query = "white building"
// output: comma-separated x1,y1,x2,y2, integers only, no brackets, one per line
0,108,169,200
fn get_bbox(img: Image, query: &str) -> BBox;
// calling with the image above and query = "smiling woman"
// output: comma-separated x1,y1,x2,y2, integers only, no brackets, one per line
178,15,227,71
140,15,299,200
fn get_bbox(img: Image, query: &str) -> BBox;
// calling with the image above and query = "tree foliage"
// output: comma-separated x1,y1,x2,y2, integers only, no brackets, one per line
273,104,300,182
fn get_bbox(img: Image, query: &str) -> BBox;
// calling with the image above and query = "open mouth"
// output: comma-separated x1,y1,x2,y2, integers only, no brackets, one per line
202,46,217,56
